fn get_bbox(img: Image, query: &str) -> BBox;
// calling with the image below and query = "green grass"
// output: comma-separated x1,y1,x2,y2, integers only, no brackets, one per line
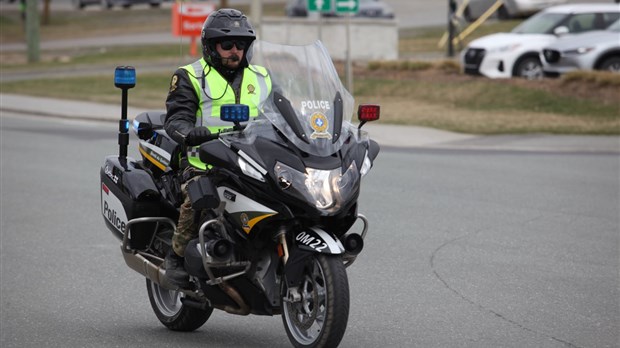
355,77,618,119
0,73,171,108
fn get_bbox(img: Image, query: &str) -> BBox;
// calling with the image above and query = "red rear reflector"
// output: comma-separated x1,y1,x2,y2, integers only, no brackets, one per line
358,104,380,122
102,183,110,194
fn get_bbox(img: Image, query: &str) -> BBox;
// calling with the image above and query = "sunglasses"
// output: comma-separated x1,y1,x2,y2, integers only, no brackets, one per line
219,40,248,50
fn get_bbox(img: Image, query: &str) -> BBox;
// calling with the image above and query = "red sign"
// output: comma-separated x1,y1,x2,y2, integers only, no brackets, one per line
172,3,215,37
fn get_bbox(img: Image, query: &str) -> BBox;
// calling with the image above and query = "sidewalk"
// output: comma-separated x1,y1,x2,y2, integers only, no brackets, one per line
1,93,619,153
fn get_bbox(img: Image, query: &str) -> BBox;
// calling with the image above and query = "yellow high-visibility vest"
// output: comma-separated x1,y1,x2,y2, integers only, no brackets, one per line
182,58,272,170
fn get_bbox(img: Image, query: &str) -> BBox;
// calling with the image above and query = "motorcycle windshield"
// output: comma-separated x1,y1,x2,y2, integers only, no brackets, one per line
246,40,355,157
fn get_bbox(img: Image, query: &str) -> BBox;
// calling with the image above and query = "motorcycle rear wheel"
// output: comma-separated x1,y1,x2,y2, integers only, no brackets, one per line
282,254,350,348
146,279,213,331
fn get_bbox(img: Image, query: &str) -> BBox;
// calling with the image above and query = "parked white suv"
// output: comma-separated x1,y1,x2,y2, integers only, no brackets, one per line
462,0,567,22
461,4,620,79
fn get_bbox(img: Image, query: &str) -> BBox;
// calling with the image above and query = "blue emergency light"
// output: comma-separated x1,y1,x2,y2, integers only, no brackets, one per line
114,66,136,160
114,66,136,89
220,104,250,123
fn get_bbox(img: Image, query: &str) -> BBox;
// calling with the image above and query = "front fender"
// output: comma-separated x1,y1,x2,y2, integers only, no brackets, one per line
284,227,344,288
293,227,344,254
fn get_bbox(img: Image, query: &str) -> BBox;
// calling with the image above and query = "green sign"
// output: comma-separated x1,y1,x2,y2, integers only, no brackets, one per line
307,0,331,12
335,0,358,13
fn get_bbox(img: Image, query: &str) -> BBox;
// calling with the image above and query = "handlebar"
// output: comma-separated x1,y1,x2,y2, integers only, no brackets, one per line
203,124,247,142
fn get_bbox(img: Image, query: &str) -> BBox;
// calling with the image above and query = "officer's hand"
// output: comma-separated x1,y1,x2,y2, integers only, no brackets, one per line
186,126,212,146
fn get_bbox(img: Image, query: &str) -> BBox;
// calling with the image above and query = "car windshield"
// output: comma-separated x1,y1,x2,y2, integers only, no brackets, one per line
512,12,567,33
607,19,620,32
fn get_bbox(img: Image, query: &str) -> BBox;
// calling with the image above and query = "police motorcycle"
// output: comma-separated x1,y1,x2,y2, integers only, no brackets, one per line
100,40,380,348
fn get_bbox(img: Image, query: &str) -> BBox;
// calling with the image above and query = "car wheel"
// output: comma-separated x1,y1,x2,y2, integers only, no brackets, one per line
598,56,620,72
497,6,510,20
149,2,161,8
513,56,543,80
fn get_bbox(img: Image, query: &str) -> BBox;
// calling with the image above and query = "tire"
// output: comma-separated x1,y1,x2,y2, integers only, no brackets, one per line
598,56,620,72
146,279,212,331
513,56,543,80
281,254,350,348
497,6,510,20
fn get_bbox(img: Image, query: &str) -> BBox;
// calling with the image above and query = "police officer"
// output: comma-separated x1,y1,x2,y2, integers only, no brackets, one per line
163,8,272,286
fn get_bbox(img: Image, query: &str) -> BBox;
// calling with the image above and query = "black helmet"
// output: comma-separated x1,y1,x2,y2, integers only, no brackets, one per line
201,9,256,68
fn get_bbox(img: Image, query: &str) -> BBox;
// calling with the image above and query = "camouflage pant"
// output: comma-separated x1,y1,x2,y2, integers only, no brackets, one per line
171,179,196,257
171,169,212,257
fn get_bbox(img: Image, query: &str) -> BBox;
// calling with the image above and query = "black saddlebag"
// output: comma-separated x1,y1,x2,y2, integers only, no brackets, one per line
100,155,161,249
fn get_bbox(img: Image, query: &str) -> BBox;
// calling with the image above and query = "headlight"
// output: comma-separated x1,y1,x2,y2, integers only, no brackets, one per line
274,161,360,214
563,47,594,55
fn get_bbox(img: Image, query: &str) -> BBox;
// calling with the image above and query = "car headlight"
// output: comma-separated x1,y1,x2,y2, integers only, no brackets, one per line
563,47,595,55
274,161,359,213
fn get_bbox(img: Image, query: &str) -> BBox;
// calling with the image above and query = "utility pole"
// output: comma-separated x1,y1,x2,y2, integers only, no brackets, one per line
26,0,40,63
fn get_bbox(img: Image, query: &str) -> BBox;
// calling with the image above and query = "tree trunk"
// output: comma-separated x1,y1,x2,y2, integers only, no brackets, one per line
42,0,50,25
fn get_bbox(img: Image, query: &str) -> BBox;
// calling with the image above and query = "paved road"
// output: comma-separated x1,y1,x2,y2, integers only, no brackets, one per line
1,112,618,347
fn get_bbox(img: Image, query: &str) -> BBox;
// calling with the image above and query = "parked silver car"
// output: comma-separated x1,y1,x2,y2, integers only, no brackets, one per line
461,0,567,21
541,19,620,75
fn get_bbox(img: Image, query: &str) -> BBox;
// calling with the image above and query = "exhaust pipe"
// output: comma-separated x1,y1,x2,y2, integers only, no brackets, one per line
121,217,180,290
121,247,178,291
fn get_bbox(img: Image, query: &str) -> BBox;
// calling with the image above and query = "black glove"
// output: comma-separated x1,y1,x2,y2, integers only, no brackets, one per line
185,126,212,146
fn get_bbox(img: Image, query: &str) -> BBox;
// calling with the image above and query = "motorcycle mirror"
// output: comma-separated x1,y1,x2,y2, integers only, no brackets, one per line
220,104,250,123
357,104,380,129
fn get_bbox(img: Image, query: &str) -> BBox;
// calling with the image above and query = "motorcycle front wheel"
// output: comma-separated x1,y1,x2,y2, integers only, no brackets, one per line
282,254,350,348
146,279,213,331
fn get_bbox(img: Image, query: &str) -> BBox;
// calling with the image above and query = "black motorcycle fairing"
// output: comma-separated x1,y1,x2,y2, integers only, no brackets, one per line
368,139,380,162
199,140,239,170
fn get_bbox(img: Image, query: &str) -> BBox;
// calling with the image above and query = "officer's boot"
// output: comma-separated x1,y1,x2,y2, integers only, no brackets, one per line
164,249,189,287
